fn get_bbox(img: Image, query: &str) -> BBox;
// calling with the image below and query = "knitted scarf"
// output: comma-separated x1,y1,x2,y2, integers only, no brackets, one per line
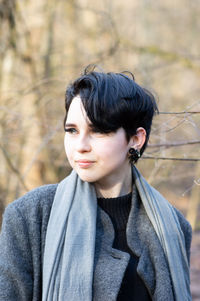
42,166,191,301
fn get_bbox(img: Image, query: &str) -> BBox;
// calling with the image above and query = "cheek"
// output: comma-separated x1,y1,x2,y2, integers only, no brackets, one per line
94,141,113,158
97,140,128,162
64,136,73,161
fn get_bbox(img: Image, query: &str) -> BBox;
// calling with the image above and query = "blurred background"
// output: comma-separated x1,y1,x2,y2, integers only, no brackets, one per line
0,0,200,297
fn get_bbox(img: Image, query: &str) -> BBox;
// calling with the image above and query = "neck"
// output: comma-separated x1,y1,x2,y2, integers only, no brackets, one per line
94,165,132,198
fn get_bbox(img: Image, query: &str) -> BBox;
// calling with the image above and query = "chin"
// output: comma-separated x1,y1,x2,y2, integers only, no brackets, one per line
78,175,96,183
75,170,97,183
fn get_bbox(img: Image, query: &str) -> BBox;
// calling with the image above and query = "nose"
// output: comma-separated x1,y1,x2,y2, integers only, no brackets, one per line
76,134,91,153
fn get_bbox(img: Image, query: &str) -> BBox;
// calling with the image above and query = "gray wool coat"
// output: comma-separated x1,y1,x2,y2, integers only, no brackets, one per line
0,183,192,301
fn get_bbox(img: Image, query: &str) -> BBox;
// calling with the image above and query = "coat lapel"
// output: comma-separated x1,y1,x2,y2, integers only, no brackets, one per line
126,185,174,300
93,207,130,301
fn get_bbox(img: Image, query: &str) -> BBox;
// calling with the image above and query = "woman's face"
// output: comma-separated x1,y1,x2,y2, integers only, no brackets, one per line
64,96,134,185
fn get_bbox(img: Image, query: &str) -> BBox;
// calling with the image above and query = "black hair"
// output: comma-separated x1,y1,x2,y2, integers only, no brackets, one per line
64,67,158,162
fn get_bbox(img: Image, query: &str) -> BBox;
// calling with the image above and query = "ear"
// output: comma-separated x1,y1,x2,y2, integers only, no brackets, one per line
129,127,146,150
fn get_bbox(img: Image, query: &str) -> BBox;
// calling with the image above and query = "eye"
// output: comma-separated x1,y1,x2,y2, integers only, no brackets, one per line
64,128,77,134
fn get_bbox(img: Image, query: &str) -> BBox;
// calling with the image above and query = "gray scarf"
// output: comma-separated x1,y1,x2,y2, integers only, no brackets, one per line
42,166,191,301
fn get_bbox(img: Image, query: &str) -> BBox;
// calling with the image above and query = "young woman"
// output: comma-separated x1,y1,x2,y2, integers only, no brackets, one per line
0,68,192,301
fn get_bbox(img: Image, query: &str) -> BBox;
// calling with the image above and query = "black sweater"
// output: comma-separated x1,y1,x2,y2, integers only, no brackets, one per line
98,192,151,301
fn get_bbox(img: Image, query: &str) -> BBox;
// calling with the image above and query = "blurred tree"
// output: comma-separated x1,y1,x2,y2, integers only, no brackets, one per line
0,0,200,230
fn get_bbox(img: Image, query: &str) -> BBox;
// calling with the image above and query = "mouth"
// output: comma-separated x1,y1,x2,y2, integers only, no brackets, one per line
76,160,95,168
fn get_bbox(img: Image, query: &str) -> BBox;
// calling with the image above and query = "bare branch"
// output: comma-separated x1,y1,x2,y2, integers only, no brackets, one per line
0,144,29,190
142,156,200,162
159,111,200,115
148,140,200,148
73,3,120,63
121,42,200,72
22,121,63,179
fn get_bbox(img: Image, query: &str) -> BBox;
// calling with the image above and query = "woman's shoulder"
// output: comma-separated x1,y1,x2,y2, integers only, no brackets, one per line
173,206,192,241
148,180,192,240
3,183,58,225
9,183,57,209
172,206,192,262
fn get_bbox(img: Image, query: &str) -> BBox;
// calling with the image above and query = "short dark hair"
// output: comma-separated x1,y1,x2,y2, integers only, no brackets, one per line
64,67,158,162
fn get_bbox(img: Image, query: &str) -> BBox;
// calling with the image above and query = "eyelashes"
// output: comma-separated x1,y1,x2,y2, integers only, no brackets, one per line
64,128,77,134
64,127,102,134
64,126,110,136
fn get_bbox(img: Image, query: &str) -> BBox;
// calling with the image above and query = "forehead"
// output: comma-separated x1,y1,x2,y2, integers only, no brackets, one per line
66,95,89,124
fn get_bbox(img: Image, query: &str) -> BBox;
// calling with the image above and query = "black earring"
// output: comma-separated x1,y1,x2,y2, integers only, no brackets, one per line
128,148,140,162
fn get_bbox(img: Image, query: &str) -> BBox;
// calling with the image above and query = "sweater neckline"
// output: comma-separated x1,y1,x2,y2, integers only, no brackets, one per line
97,192,132,231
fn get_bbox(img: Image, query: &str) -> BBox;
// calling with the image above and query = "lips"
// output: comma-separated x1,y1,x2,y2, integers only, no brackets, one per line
76,159,95,168
76,159,94,163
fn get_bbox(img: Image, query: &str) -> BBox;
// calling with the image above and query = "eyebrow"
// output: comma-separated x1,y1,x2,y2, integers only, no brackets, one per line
65,122,93,128
64,123,77,127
